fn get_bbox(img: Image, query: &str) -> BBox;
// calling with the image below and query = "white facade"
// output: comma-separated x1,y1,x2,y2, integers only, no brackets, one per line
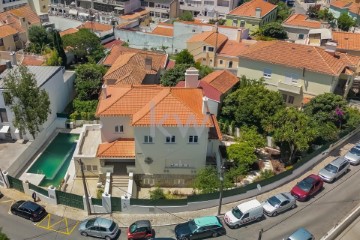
179,0,241,16
0,0,27,12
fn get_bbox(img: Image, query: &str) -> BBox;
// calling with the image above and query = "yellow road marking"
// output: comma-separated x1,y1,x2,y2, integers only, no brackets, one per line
0,200,13,204
35,214,79,235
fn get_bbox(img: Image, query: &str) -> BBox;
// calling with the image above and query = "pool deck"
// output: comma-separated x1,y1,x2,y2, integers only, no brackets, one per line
19,173,45,185
80,128,101,155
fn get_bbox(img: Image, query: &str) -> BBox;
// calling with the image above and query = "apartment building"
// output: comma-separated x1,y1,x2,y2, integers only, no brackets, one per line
179,0,241,17
141,0,179,19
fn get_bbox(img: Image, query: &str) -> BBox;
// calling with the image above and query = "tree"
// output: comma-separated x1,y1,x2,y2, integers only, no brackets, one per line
227,142,257,167
0,228,9,240
193,166,233,194
276,2,292,22
149,187,166,199
175,49,195,65
337,12,356,31
344,107,360,129
312,121,339,145
318,8,335,22
28,26,52,54
179,11,194,21
3,66,51,139
260,22,288,39
238,126,266,149
62,29,105,62
45,49,62,66
52,29,67,66
75,63,107,101
266,107,318,164
307,4,321,19
160,63,192,86
194,62,213,78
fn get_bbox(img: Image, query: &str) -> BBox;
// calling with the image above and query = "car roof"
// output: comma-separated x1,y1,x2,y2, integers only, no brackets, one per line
236,199,261,212
330,157,347,167
288,227,313,239
93,217,114,228
304,174,319,182
194,216,221,227
20,201,41,211
274,193,291,202
134,220,151,228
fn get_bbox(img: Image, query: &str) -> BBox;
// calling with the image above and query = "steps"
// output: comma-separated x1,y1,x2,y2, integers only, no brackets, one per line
111,175,129,194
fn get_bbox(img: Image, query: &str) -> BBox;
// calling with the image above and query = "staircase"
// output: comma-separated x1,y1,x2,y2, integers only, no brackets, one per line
111,175,129,194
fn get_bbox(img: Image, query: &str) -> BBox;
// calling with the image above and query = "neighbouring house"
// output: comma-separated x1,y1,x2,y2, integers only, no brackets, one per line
79,84,222,189
28,0,49,16
0,0,27,12
116,20,249,54
282,14,323,44
0,63,75,140
0,5,40,51
72,0,141,15
306,28,333,46
237,40,360,107
176,68,239,115
102,45,168,86
178,0,241,17
332,31,360,56
225,0,277,33
186,30,254,71
330,0,360,24
0,51,45,67
78,21,114,39
141,0,180,20
59,28,79,37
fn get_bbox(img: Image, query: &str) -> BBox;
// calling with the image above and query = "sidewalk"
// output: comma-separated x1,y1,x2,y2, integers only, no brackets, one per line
0,138,358,227
335,216,360,240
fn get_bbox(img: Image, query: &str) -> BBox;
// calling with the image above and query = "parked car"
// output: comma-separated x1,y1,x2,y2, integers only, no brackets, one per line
285,227,314,240
10,200,47,222
262,192,296,217
290,174,323,201
318,157,350,183
78,217,120,240
127,220,154,239
224,199,263,228
344,146,360,165
0,191,3,198
174,216,226,240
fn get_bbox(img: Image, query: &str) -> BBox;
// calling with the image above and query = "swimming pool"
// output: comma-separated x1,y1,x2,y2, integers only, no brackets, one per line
27,133,79,188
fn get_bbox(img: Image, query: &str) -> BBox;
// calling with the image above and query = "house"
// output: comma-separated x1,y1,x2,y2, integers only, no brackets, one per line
74,0,141,15
176,68,239,115
73,85,222,188
0,5,40,51
332,31,360,56
141,0,179,19
59,28,79,37
237,40,360,106
78,21,114,39
0,51,45,67
187,30,254,71
102,45,168,86
282,14,323,44
178,0,241,17
28,0,49,16
0,0,27,12
0,63,75,140
225,0,277,33
330,0,360,24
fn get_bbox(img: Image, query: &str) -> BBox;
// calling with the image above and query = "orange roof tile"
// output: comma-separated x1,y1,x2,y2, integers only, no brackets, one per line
283,14,322,29
201,70,239,94
331,0,360,14
97,138,135,158
96,85,213,127
238,41,360,76
0,24,18,38
209,115,222,140
330,0,353,8
60,28,79,37
21,55,45,66
187,31,228,48
217,40,254,57
120,8,149,20
151,26,174,36
332,31,360,51
7,5,40,25
78,21,113,32
229,0,277,18
178,21,240,29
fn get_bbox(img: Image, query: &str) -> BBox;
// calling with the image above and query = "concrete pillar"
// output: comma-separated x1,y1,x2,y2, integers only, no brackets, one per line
121,196,130,212
1,171,10,188
102,193,111,213
83,195,90,213
48,185,57,204
23,181,31,195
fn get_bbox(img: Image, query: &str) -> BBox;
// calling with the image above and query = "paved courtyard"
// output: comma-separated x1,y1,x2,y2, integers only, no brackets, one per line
0,140,30,171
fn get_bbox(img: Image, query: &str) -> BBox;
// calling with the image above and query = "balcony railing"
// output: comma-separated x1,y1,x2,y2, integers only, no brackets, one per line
278,81,302,94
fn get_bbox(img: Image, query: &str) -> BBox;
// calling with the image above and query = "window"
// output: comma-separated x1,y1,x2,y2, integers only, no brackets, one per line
115,125,123,133
203,46,206,52
285,73,299,84
189,135,198,143
86,165,92,171
0,38,3,46
0,109,8,122
144,135,153,143
282,94,287,102
263,68,272,78
219,60,223,64
92,165,98,171
208,47,214,52
232,19,238,26
13,34,19,42
192,29,196,32
299,34,304,39
288,95,294,104
228,61,233,68
166,135,176,143
240,20,245,28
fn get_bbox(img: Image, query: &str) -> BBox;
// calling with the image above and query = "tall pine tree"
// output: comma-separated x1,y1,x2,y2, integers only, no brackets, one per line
52,30,67,66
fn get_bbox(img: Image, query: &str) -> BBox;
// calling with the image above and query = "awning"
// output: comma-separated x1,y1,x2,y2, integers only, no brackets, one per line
114,7,124,10
0,126,10,133
69,9,78,15
79,12,89,17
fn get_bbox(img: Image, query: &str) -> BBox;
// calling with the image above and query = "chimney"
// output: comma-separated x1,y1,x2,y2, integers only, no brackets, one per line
255,7,262,18
10,51,16,66
185,67,199,88
202,96,209,115
145,57,152,71
325,41,337,56
5,61,12,69
236,29,243,42
102,84,108,99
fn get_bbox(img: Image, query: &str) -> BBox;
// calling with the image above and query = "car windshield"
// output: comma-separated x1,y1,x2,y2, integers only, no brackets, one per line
232,207,243,219
324,164,338,173
297,178,314,192
188,220,197,233
109,222,116,232
85,218,96,228
267,196,281,207
350,148,360,155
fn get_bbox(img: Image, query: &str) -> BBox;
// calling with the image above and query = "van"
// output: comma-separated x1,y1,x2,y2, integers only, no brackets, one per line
223,199,264,229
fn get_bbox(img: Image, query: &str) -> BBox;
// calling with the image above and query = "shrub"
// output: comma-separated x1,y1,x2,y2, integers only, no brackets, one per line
254,169,275,182
149,187,166,199
97,188,104,199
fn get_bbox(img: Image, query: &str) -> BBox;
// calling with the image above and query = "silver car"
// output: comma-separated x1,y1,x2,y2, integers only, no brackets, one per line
344,146,360,165
262,192,296,217
318,157,350,183
78,217,119,240
285,227,314,240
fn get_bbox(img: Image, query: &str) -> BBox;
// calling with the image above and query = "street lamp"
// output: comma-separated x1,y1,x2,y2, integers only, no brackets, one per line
217,163,225,216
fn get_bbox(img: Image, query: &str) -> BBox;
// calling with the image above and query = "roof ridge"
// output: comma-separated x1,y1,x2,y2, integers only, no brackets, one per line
97,141,117,156
170,88,205,119
313,47,338,75
104,52,137,77
97,87,133,115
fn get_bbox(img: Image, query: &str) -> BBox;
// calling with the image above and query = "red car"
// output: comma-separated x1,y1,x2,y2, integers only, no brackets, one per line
290,174,323,202
127,220,154,240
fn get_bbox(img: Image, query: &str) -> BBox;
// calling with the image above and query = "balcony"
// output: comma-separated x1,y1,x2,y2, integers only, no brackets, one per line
278,81,302,94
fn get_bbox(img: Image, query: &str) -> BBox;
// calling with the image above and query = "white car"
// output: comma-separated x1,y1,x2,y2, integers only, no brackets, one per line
262,193,296,217
344,146,360,165
224,199,263,229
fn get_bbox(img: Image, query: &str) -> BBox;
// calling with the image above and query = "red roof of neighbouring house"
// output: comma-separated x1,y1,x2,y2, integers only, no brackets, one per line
176,80,223,102
103,39,124,49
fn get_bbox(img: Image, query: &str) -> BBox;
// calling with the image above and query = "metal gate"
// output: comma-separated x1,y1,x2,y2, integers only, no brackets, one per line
111,197,122,212
55,190,84,210
8,175,24,192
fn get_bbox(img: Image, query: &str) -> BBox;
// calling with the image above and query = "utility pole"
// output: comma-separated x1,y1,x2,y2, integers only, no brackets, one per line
217,161,224,216
213,21,219,68
353,6,360,33
78,159,91,215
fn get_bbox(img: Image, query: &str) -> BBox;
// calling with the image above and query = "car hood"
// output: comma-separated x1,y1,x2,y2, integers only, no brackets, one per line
262,202,276,212
345,152,359,161
319,169,335,178
292,185,308,197
175,223,192,237
78,221,87,231
224,210,239,223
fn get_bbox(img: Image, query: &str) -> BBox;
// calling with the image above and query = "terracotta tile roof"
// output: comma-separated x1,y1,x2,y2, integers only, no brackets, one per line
238,41,360,76
78,21,113,32
229,0,277,18
103,39,124,49
187,31,228,48
119,8,149,20
165,59,176,70
21,55,45,66
97,138,135,158
7,5,40,25
96,85,213,127
208,115,222,140
176,80,223,102
151,26,174,36
59,28,79,37
178,21,240,29
332,31,360,51
0,24,18,38
331,0,353,8
331,0,360,14
217,40,254,57
201,70,239,94
283,14,322,29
